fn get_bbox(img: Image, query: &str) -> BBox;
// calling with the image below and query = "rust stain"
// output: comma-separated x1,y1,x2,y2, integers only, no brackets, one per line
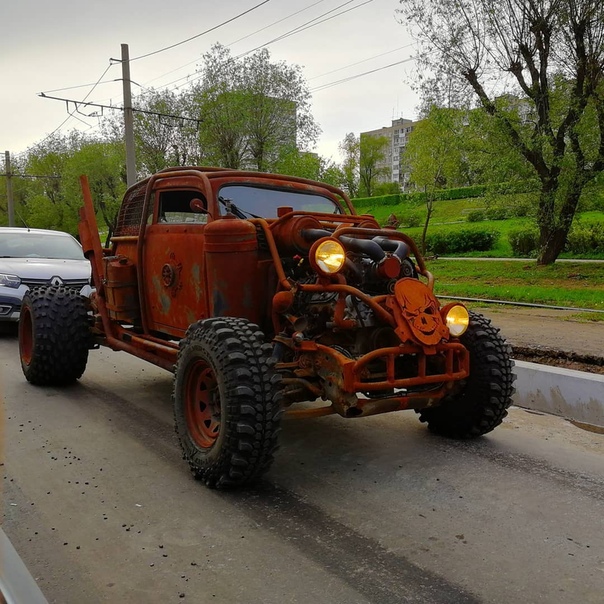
152,274,172,314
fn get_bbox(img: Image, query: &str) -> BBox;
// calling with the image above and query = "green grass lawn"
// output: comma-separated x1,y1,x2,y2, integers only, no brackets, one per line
354,198,604,259
355,196,486,225
354,195,604,316
427,258,604,311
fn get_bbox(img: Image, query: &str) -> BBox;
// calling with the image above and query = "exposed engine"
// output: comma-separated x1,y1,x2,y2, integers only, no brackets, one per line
278,226,419,358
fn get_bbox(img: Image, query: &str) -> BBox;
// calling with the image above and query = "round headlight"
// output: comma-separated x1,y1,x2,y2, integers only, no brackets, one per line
312,239,346,275
445,305,469,337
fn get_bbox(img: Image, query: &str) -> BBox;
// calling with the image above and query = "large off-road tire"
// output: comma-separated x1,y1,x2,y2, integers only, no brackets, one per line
419,311,515,438
173,317,282,489
19,286,91,386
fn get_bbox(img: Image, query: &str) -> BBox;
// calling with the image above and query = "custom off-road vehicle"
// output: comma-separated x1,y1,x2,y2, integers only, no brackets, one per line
19,167,515,488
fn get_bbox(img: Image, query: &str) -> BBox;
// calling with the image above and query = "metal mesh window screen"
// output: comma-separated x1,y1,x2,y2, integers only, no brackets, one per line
115,183,150,236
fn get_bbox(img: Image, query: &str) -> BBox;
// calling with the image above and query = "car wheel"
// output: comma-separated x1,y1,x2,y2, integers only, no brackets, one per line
173,317,282,488
418,311,515,438
19,286,91,385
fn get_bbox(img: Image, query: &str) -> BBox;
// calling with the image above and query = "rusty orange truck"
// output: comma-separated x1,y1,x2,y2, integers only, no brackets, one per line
19,167,515,488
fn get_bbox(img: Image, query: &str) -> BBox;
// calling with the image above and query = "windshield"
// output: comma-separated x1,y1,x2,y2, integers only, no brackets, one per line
218,185,342,218
0,232,84,260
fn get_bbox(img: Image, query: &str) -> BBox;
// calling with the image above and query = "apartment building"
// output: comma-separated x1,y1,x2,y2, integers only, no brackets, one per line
360,117,417,189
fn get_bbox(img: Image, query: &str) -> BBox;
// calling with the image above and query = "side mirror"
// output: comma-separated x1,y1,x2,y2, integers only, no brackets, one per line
190,198,207,213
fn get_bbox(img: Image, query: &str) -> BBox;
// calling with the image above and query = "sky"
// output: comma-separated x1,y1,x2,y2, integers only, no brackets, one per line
0,0,419,165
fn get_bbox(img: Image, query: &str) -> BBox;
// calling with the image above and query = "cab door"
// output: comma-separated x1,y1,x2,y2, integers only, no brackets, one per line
142,187,210,339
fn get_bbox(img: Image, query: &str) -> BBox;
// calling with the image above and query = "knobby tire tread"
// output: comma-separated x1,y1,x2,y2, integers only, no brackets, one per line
419,311,516,439
173,317,282,489
20,286,90,386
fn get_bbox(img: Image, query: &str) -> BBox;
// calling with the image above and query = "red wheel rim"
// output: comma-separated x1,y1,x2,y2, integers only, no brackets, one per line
184,359,220,449
19,306,33,366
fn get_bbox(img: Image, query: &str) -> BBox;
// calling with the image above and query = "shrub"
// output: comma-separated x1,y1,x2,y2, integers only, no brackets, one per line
353,193,400,206
373,182,402,196
577,182,604,212
401,211,423,228
425,228,498,254
466,210,486,222
508,200,533,217
579,194,604,213
566,222,604,254
485,207,510,221
508,227,539,256
436,185,487,200
486,180,540,195
353,185,487,207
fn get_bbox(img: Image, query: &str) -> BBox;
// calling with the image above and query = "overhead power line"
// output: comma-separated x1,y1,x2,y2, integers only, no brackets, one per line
143,0,331,89
228,0,329,46
234,0,372,59
153,0,374,94
42,0,274,116
38,93,202,124
128,0,272,62
35,63,115,147
309,43,415,81
41,81,109,96
40,78,146,95
310,56,415,92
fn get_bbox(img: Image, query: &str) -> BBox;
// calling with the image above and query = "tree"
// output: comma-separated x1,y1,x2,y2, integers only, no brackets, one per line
241,49,319,171
63,141,127,242
359,134,389,197
13,133,127,238
192,44,320,171
102,88,203,177
339,132,360,198
405,107,468,190
192,45,249,169
21,133,79,232
405,108,466,251
461,102,536,187
399,0,604,264
0,154,35,227
273,149,344,186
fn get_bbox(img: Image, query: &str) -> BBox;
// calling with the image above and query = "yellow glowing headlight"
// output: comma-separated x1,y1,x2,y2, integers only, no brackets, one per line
314,239,346,275
445,305,470,337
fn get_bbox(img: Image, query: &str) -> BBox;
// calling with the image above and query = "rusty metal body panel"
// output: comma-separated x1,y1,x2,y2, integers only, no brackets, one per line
204,216,265,327
78,167,471,418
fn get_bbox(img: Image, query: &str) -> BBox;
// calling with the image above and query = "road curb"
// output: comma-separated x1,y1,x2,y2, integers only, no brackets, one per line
513,360,604,429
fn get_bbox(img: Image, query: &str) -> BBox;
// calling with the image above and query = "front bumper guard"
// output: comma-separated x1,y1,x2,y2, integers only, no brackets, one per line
284,340,469,419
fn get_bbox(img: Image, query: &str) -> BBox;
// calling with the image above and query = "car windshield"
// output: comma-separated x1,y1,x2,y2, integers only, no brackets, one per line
0,232,84,260
218,185,343,218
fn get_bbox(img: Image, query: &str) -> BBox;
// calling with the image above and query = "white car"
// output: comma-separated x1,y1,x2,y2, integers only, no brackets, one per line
0,227,92,322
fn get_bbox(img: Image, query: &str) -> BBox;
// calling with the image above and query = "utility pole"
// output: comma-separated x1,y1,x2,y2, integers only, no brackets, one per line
121,44,137,186
5,151,15,226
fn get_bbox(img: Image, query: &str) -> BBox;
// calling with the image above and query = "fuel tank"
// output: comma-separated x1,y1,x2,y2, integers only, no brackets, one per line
204,216,263,325
103,255,140,324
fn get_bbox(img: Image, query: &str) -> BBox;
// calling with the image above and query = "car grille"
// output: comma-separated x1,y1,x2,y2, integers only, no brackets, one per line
21,278,90,289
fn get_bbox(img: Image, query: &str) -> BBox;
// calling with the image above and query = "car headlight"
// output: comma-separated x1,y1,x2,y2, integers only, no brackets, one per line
444,304,469,337
310,238,346,276
0,273,21,289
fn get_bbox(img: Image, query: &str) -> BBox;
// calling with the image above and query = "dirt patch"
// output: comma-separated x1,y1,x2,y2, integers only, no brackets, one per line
475,306,604,374
512,346,604,375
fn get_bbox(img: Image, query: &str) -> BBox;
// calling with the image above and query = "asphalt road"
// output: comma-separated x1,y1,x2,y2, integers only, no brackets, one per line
2,332,604,604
